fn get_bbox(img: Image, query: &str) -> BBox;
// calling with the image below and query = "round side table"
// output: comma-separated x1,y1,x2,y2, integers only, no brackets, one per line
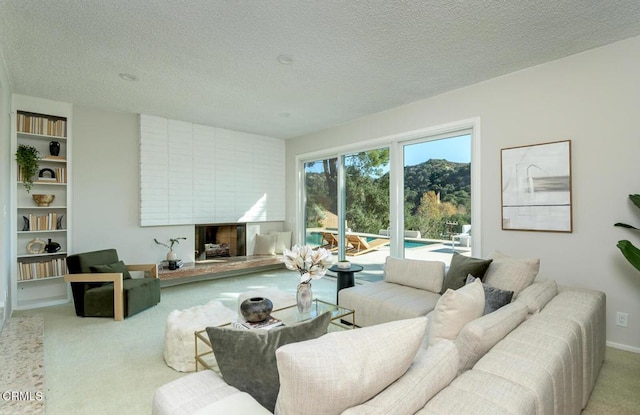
329,264,364,304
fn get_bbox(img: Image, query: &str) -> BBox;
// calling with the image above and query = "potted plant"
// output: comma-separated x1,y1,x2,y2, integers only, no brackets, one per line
614,194,640,273
16,144,40,193
154,237,187,261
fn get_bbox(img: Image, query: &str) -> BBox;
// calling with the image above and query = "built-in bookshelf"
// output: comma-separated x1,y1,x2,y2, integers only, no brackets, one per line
11,95,73,310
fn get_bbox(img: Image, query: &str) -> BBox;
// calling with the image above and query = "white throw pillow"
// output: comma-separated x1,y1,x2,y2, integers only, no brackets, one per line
270,231,292,254
254,234,277,255
483,251,540,298
515,279,558,314
275,317,427,415
428,278,485,346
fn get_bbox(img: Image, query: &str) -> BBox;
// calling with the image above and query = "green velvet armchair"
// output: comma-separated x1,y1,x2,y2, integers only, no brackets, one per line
64,249,161,321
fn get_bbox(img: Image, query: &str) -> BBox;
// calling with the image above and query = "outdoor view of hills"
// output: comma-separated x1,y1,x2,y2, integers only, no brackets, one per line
305,153,471,240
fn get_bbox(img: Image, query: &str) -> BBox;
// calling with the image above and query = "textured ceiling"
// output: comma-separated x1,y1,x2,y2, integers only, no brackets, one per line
1,1,640,139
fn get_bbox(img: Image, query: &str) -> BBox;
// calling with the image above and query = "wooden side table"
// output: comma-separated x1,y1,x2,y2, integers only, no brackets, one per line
329,264,364,303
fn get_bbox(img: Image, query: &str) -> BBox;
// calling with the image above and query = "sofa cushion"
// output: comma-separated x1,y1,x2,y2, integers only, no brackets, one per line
275,316,427,415
466,275,513,315
338,281,441,327
455,301,528,373
515,279,558,314
342,340,459,415
191,392,271,415
441,253,492,293
90,260,132,279
483,251,540,298
428,278,484,346
384,256,444,293
206,312,331,412
254,234,277,255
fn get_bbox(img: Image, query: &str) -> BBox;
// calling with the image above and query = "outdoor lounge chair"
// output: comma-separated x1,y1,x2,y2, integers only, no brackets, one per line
452,224,471,249
345,234,390,256
319,232,340,251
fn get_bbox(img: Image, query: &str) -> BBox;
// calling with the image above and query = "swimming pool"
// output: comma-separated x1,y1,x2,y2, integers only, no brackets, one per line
306,232,436,249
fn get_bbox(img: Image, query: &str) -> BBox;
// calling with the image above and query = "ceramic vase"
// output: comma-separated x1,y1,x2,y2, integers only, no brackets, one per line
296,282,313,314
166,250,178,261
49,141,60,156
240,297,273,322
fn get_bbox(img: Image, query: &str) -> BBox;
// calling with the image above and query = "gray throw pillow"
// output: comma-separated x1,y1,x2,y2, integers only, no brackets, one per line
206,311,331,412
89,260,132,280
466,275,513,315
441,253,493,294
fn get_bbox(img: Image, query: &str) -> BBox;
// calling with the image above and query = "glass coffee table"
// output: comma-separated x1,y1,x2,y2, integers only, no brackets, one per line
194,298,355,371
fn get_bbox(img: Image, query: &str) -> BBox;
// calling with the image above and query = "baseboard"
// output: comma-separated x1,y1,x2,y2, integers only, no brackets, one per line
606,341,640,353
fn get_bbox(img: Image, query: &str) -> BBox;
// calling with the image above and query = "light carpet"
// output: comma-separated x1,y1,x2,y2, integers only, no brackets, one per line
0,314,45,415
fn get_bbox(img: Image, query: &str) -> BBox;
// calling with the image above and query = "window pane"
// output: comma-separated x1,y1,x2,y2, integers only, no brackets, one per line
344,148,390,280
403,134,472,261
304,158,338,249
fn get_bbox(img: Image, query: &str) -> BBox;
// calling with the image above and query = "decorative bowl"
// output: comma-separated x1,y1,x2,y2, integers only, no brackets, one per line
32,194,55,207
240,297,273,322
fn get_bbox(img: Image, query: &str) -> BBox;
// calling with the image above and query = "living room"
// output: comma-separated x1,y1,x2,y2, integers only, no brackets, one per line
1,2,640,414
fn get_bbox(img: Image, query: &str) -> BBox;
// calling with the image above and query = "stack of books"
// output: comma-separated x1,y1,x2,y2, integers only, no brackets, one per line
232,316,283,330
160,259,184,270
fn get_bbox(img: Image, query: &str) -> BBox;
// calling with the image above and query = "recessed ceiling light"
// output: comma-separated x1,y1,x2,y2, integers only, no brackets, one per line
276,54,293,65
118,73,138,81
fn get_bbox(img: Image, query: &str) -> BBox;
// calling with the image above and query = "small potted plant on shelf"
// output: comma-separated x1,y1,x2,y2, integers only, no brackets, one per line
16,144,40,193
154,237,187,261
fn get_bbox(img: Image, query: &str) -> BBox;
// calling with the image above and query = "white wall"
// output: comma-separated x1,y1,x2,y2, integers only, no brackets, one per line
72,107,193,264
0,50,11,322
286,36,640,351
72,107,286,263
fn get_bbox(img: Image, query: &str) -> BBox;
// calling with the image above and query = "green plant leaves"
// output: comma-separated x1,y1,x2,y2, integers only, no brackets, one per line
615,194,640,273
617,240,640,273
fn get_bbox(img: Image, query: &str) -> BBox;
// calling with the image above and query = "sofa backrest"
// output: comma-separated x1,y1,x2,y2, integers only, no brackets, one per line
384,256,445,293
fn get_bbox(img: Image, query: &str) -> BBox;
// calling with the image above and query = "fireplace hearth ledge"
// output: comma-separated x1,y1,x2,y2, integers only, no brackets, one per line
158,255,285,287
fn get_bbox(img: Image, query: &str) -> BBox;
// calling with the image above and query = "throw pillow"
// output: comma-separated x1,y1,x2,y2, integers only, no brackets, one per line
428,278,485,346
466,275,514,315
89,260,132,280
254,234,277,256
440,252,493,294
455,301,529,373
270,231,292,254
384,256,445,293
205,311,331,412
275,316,427,415
514,279,558,314
483,251,540,298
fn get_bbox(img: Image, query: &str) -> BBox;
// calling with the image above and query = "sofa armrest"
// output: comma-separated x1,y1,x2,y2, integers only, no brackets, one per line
63,273,124,321
384,257,445,293
126,263,158,278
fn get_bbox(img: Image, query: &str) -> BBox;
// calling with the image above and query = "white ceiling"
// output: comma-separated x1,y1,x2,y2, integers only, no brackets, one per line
1,1,640,139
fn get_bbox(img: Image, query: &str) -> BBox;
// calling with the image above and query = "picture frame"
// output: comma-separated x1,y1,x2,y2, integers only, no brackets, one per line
501,140,572,232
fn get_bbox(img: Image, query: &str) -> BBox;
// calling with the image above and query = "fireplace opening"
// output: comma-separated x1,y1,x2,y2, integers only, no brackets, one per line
195,223,246,262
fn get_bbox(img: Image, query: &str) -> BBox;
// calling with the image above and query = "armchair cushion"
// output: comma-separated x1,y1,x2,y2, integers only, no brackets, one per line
84,277,160,317
90,260,132,279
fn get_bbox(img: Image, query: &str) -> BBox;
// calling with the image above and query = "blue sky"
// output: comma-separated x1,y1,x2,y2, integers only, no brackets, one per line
404,134,471,166
304,133,471,172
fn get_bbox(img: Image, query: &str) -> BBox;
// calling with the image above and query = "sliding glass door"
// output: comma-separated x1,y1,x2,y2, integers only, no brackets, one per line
303,157,338,249
403,133,472,261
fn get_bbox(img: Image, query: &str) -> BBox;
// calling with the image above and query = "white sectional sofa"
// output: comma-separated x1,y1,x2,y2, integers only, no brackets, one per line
152,254,606,415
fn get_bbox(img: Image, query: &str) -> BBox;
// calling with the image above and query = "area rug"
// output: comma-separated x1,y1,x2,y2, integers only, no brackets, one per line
0,314,45,415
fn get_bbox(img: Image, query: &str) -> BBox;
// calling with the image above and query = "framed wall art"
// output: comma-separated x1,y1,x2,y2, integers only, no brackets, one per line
501,140,572,232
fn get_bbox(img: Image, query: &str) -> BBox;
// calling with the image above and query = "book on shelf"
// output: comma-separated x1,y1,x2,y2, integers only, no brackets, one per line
17,257,67,281
234,316,284,330
17,111,67,137
24,213,61,231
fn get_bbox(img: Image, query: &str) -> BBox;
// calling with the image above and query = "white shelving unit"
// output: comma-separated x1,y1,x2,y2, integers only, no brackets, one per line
10,94,72,310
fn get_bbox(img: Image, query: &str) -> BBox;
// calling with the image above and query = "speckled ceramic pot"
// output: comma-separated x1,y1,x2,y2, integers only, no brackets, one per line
240,297,273,322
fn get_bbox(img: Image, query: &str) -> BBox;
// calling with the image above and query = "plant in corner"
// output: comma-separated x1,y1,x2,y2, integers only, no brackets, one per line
614,194,640,273
16,144,40,193
154,237,187,261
